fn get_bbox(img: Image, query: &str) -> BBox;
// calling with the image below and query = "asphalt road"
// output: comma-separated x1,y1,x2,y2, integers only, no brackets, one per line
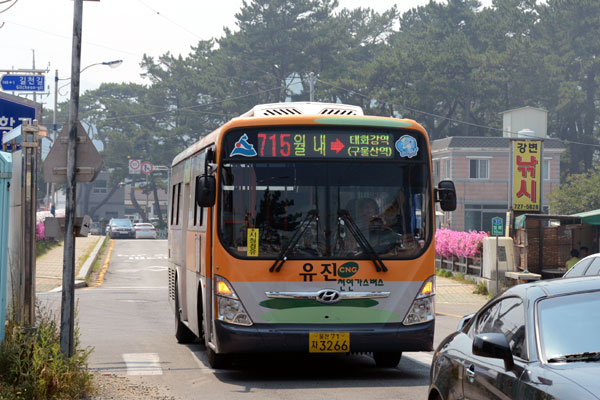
39,239,483,399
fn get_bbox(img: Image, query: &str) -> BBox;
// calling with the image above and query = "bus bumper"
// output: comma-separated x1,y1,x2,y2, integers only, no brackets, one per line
213,320,434,354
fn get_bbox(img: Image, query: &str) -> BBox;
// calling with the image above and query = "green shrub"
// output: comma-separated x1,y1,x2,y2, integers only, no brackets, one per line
473,281,489,296
435,269,453,278
0,306,94,400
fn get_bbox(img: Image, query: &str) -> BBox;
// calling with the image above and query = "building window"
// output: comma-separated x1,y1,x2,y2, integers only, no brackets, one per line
469,159,489,179
464,204,507,232
92,180,107,194
544,159,551,180
433,160,440,181
444,159,451,179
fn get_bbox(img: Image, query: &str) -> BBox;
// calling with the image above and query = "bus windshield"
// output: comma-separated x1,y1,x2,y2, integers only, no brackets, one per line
219,159,431,260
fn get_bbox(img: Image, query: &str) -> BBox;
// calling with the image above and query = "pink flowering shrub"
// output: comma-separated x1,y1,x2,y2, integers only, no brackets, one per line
36,222,45,240
435,228,487,259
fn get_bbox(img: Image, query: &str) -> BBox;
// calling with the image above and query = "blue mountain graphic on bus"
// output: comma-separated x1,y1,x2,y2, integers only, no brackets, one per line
230,134,257,157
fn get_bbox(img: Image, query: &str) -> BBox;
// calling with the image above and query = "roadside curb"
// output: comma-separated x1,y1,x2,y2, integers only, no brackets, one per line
76,235,107,283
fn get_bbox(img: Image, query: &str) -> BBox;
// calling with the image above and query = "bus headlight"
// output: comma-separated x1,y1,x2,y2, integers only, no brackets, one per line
403,276,435,326
215,276,253,326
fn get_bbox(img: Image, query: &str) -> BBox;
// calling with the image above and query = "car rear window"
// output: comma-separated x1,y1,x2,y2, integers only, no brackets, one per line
585,258,600,276
112,219,133,227
564,258,593,278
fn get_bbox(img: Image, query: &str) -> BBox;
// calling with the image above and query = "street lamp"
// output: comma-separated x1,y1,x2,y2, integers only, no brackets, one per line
48,59,123,206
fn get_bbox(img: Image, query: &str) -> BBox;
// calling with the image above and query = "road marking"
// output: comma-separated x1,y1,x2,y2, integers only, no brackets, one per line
90,240,114,288
82,287,167,291
436,311,465,318
123,353,162,375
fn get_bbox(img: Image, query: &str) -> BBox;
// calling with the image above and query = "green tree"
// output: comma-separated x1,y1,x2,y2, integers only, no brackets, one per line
533,0,600,175
549,169,600,214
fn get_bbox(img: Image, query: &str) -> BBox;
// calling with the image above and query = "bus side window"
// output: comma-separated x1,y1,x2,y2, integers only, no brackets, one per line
176,183,182,226
170,183,177,226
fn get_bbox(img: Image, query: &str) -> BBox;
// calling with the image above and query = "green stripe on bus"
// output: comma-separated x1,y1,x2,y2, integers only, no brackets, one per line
260,307,399,323
259,298,378,310
314,117,413,128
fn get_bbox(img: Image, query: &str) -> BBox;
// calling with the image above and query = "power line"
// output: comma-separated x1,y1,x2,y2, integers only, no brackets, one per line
135,0,202,40
2,20,142,57
315,77,600,149
99,85,284,122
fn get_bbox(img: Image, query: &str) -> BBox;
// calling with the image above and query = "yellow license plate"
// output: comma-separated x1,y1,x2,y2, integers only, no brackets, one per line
309,332,350,353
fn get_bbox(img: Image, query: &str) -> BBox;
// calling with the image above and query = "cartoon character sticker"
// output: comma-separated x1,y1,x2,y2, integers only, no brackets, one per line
395,135,418,158
230,134,257,157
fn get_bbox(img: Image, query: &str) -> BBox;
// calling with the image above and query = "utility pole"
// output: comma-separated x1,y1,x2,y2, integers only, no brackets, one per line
309,72,316,102
21,121,40,326
60,0,83,357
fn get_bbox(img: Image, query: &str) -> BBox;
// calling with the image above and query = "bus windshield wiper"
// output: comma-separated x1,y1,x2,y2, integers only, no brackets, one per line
270,209,318,273
338,210,387,272
548,351,600,363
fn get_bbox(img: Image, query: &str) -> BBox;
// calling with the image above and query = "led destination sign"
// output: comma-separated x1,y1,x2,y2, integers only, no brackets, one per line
227,130,418,160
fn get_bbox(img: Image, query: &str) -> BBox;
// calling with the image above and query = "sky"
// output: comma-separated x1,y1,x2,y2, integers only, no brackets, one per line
1,0,491,111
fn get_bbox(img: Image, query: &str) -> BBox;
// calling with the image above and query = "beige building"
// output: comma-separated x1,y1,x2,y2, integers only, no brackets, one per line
432,136,565,232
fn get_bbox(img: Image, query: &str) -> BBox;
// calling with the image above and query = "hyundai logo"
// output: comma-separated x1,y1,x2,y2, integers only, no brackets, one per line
316,289,341,304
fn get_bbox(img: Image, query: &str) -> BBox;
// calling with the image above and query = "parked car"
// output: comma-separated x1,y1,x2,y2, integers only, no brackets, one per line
429,276,600,400
134,222,157,239
107,218,135,239
563,253,600,278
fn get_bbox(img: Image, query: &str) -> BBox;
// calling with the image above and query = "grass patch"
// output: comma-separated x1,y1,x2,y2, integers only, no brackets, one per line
86,237,109,286
473,281,489,296
437,269,494,298
0,306,95,399
35,239,62,259
436,269,453,278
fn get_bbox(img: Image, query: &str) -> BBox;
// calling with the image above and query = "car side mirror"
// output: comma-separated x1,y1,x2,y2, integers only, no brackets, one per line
473,333,514,371
195,175,216,207
435,180,456,211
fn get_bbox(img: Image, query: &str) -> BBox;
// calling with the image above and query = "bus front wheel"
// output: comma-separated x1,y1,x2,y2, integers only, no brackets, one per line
206,347,230,369
373,352,402,368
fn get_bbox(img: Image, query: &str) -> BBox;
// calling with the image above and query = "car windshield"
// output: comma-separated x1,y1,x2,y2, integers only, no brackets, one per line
219,128,431,260
112,219,132,227
537,290,600,362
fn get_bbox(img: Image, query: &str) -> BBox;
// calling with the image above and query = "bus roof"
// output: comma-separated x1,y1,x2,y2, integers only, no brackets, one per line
171,102,425,167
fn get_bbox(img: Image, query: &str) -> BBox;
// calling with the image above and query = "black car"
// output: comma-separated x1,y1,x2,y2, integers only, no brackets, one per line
107,218,135,239
563,253,600,278
429,276,600,400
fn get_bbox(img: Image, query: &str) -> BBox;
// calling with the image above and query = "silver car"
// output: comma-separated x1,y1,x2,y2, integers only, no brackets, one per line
134,223,157,239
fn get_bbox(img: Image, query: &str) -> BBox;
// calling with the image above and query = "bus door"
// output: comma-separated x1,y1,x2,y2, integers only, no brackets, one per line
192,147,215,343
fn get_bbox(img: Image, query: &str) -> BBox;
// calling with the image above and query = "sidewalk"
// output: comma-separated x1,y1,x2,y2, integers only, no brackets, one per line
36,235,106,293
435,275,490,319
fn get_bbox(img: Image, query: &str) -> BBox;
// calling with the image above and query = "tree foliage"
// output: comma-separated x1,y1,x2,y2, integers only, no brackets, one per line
549,168,600,214
46,0,600,220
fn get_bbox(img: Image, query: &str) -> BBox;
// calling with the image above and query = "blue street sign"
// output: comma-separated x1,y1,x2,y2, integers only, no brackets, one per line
1,75,45,92
492,217,504,236
0,97,37,150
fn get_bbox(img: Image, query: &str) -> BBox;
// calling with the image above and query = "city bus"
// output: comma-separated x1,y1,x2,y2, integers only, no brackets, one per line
168,102,456,368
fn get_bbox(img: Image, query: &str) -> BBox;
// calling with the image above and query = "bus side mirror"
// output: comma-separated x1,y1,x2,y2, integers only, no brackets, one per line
436,180,456,211
195,175,216,207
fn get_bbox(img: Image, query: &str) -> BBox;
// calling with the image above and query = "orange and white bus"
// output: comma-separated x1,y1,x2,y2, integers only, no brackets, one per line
168,102,456,368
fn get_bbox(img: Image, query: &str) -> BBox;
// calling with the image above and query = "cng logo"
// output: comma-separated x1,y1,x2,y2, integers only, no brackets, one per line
338,262,359,278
